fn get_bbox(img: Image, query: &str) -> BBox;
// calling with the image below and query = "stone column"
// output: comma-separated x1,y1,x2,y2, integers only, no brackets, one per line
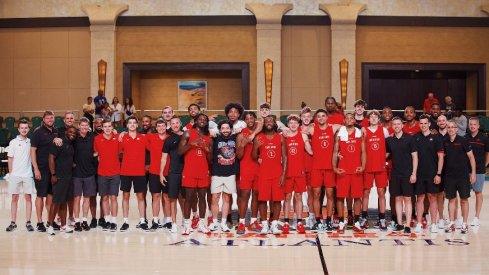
246,3,292,112
82,4,128,101
320,2,366,109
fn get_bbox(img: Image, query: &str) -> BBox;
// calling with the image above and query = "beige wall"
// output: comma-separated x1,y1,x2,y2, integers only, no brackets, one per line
281,25,331,111
115,26,257,110
356,26,489,109
0,27,90,116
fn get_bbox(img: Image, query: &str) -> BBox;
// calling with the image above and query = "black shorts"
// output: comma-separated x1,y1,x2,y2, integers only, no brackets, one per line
167,173,184,199
34,168,53,197
98,175,120,196
120,175,147,193
415,177,442,195
389,176,414,197
52,177,73,203
148,173,167,194
444,176,471,200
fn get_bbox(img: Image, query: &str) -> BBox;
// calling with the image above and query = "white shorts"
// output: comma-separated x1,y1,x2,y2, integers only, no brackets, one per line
211,175,237,194
8,175,36,195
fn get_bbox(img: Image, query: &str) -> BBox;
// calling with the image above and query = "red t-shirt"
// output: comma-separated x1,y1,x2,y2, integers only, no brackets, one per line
286,132,306,177
299,126,313,173
311,124,335,170
327,112,344,125
257,132,283,179
182,128,210,179
146,133,170,175
403,121,420,135
240,128,259,177
365,126,387,173
120,133,147,176
94,134,120,177
337,130,362,174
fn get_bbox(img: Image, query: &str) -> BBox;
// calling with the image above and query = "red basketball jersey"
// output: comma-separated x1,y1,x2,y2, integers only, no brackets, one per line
299,127,313,172
286,132,306,177
337,129,362,174
311,124,335,170
240,128,259,177
182,128,210,179
365,126,387,172
327,112,344,125
257,132,283,179
403,121,420,135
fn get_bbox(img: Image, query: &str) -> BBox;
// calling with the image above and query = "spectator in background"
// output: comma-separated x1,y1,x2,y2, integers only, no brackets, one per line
93,90,107,118
100,102,112,121
444,96,456,119
83,97,95,127
453,108,467,136
423,92,439,114
123,97,136,124
110,97,123,128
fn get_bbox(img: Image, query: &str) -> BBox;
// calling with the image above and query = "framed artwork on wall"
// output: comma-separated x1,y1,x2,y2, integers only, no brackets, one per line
177,80,207,110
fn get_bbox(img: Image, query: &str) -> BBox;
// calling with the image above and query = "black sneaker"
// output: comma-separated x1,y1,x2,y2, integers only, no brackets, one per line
82,221,90,231
140,222,149,231
404,227,411,234
52,222,60,231
110,223,117,232
150,222,159,231
74,222,82,232
136,219,148,229
163,222,172,229
325,221,333,232
25,221,34,232
311,222,324,232
96,218,104,228
6,222,17,232
395,224,405,232
103,222,111,231
120,223,129,232
36,222,46,232
158,222,164,229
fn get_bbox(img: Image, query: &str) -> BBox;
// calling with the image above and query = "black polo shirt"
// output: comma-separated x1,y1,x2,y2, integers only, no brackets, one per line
57,126,67,138
31,125,59,170
386,133,417,178
73,132,96,178
465,131,489,174
414,132,444,178
49,136,74,179
212,134,239,177
429,116,439,132
163,133,184,174
443,135,472,178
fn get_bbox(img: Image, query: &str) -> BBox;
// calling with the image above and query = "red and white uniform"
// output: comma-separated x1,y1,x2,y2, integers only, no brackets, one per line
336,128,363,198
182,128,210,188
239,128,259,191
403,121,420,135
300,126,313,184
146,133,170,176
257,133,284,202
327,112,344,125
284,133,307,193
356,117,369,128
94,134,120,177
364,126,389,188
310,124,335,188
120,133,147,176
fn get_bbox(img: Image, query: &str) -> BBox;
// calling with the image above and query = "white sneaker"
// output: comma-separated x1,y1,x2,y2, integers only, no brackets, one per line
182,221,191,235
414,223,422,233
430,224,439,233
271,221,281,235
197,220,210,234
260,222,269,235
221,222,231,233
456,218,463,229
61,225,74,233
208,222,218,232
47,226,55,236
438,219,445,229
471,217,480,226
461,223,468,234
170,223,178,234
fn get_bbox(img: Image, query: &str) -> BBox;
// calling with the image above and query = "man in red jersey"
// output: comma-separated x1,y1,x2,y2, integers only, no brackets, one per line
403,106,420,135
305,109,341,232
236,111,262,234
325,97,344,125
332,113,366,233
300,107,315,228
146,119,170,231
252,116,287,235
283,114,312,234
119,116,148,231
353,99,369,128
178,113,213,235
362,110,390,231
93,119,120,232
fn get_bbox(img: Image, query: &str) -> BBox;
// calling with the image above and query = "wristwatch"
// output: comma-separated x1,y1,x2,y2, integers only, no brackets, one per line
436,173,441,177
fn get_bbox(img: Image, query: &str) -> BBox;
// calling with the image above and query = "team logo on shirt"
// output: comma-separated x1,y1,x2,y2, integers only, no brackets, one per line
321,140,329,149
371,142,379,151
289,147,297,155
347,144,356,153
196,148,203,156
267,150,276,158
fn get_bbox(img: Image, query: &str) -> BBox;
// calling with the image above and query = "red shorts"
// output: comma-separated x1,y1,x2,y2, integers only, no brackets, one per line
240,173,259,191
364,171,388,189
182,176,210,188
310,169,335,188
258,177,284,202
284,175,307,194
336,173,363,199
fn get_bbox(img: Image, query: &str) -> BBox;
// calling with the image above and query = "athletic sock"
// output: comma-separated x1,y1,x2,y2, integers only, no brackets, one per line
111,217,117,223
354,215,360,223
379,213,385,220
347,210,353,217
213,218,218,225
123,218,129,223
140,218,146,224
153,217,159,223
193,211,198,218
239,218,245,224
361,211,368,218
105,215,111,222
250,217,257,224
82,217,88,222
74,218,80,223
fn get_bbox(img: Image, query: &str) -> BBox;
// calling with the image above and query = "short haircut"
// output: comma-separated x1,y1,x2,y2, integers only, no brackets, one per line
102,118,112,125
259,102,271,109
43,110,54,118
430,102,440,108
218,119,231,129
419,114,430,121
87,96,92,100
224,102,244,117
300,106,312,115
170,115,181,122
404,106,415,112
18,119,29,127
156,119,166,126
188,103,201,111
162,106,173,112
314,108,327,117
143,115,152,120
354,99,367,108
325,96,337,104
79,117,90,125
94,117,103,124
127,116,138,124
243,111,257,119
64,111,74,117
287,114,300,123
65,125,77,132
367,109,381,119
392,116,403,123
469,117,479,123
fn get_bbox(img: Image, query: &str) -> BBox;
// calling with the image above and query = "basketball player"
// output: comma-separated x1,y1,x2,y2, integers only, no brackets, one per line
353,99,369,128
300,107,316,228
403,106,420,135
325,97,344,125
436,114,449,229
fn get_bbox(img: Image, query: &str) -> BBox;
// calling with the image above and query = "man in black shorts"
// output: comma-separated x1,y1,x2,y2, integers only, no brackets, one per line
443,120,476,234
413,115,444,233
47,126,77,235
160,116,185,233
386,117,418,233
30,111,59,232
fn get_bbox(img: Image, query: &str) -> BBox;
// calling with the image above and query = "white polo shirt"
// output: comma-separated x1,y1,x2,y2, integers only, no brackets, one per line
7,135,33,178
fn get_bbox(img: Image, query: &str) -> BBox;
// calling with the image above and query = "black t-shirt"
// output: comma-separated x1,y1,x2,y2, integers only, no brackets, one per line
386,133,417,178
73,132,96,178
49,137,74,179
465,132,489,174
57,126,67,138
413,132,444,178
31,125,59,170
163,133,184,174
212,134,239,177
429,116,439,131
443,135,472,178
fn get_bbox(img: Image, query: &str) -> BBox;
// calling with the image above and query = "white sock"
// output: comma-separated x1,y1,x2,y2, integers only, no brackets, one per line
213,218,218,225
82,217,88,222
153,217,159,223
239,218,245,224
165,217,171,223
140,218,146,224
123,217,129,223
74,218,80,223
250,217,256,224
111,217,117,223
105,215,111,222
193,211,198,217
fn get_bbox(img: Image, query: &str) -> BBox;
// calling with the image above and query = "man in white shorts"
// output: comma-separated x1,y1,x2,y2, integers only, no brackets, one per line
6,119,35,232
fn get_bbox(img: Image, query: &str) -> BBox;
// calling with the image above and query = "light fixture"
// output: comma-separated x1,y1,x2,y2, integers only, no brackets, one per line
98,59,107,95
264,58,273,106
339,59,348,110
